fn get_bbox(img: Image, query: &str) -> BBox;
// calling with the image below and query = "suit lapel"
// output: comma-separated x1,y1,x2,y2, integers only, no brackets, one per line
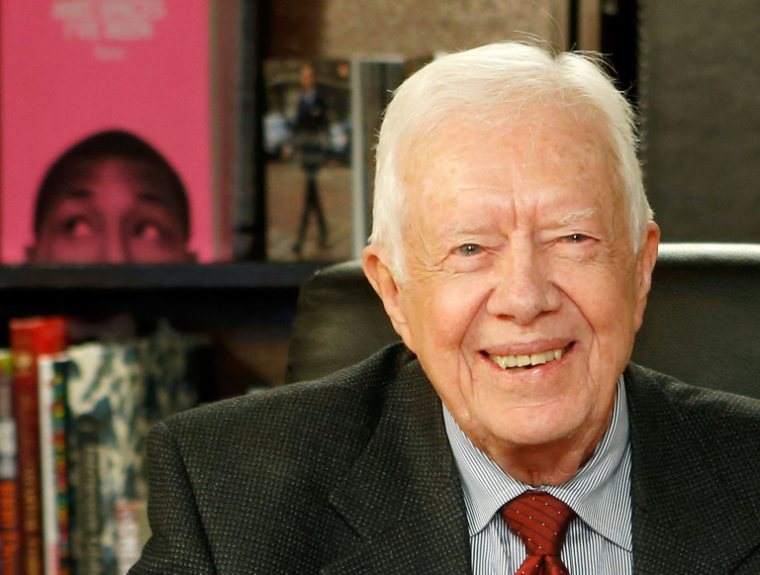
324,359,471,574
626,364,760,574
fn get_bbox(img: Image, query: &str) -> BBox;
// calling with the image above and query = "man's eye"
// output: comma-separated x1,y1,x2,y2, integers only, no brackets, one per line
62,217,94,239
456,244,482,256
564,233,589,243
133,221,165,241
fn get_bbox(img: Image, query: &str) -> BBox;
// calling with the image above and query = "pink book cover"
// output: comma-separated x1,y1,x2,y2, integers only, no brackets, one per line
0,1,233,264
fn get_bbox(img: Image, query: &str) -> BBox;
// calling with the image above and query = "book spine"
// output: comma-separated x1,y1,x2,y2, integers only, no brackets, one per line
10,317,67,575
0,351,21,575
38,357,57,575
68,414,102,575
52,361,71,575
38,356,71,575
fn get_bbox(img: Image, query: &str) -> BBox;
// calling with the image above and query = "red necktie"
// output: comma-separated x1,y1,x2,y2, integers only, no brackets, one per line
501,490,576,575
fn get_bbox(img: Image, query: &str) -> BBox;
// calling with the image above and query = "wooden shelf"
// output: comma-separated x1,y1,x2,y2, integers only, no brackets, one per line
0,261,328,290
0,261,339,341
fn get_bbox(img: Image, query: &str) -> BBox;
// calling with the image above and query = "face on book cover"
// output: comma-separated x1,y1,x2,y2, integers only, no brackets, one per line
27,158,196,264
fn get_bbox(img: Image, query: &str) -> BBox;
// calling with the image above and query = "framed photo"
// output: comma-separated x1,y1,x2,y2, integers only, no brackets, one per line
263,58,352,262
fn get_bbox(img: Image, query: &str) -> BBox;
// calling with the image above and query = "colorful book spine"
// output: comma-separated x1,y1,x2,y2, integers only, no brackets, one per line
143,320,201,421
10,317,68,575
66,341,147,575
38,354,72,575
0,350,20,575
64,326,201,574
52,361,71,575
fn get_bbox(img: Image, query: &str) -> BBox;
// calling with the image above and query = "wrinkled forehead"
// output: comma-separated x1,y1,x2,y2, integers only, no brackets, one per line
398,100,622,204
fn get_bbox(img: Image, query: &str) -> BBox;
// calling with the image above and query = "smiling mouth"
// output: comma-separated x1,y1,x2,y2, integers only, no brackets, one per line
486,343,573,370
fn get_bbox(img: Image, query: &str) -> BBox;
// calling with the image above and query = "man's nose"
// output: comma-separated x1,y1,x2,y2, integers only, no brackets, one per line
486,247,560,324
102,230,128,263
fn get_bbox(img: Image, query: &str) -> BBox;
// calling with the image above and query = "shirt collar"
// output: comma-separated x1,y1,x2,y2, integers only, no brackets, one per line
443,376,632,551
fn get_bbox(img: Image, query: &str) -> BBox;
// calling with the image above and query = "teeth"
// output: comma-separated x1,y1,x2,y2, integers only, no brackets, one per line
530,353,546,366
489,347,564,370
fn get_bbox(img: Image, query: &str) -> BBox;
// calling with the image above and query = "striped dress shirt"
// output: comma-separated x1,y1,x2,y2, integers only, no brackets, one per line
443,377,632,575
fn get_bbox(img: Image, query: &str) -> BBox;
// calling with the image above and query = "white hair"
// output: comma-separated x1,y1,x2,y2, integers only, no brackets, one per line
369,41,653,282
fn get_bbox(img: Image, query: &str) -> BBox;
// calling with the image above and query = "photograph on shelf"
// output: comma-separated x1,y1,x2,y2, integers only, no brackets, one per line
263,58,352,262
348,55,412,258
0,0,250,264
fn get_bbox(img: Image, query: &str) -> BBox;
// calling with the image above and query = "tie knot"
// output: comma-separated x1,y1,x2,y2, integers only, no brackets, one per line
501,491,576,558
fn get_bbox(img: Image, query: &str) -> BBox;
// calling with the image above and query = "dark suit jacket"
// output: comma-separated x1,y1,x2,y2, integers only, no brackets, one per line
130,343,760,574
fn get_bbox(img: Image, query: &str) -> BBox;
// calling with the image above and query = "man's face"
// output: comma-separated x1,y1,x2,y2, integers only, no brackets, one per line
375,105,658,460
301,65,316,90
29,158,194,264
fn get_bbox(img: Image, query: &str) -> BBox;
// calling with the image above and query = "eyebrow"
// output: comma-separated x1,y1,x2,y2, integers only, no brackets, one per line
555,208,598,227
134,188,183,214
54,187,93,201
440,209,599,233
440,222,490,237
131,167,183,210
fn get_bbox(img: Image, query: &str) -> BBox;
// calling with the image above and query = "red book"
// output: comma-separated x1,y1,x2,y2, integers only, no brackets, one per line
0,350,20,575
10,317,67,575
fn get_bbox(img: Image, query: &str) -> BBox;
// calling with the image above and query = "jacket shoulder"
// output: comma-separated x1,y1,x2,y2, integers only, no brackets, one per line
626,363,760,426
625,368,760,572
135,343,431,574
154,343,418,478
626,362,760,475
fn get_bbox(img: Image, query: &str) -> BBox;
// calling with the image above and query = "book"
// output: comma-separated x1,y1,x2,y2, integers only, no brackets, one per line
38,354,72,575
65,341,146,575
0,0,251,263
10,316,68,575
263,58,353,262
142,320,201,421
65,325,200,574
0,350,20,575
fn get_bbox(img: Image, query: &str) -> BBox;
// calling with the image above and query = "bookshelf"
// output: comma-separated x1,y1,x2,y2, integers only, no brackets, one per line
0,261,325,290
0,261,327,399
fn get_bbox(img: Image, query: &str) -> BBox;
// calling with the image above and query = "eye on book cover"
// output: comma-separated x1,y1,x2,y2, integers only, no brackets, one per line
0,0,239,264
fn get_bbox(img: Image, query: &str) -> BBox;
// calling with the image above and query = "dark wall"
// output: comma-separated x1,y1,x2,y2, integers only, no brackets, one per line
639,0,760,242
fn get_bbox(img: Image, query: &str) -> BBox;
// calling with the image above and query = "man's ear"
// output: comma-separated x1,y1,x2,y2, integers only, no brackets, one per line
362,245,414,349
634,221,661,330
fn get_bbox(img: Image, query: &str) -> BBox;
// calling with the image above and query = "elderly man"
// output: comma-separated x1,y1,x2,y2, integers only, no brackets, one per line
131,42,760,574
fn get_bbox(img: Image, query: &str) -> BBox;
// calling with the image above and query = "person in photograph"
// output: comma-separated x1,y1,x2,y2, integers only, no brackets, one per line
291,63,330,256
27,129,196,264
130,42,760,574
